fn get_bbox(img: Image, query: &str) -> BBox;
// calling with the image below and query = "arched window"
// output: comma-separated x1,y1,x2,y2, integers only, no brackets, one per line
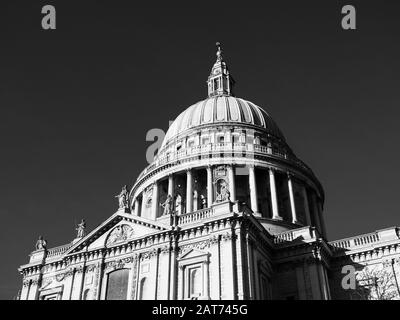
105,269,129,300
139,277,151,300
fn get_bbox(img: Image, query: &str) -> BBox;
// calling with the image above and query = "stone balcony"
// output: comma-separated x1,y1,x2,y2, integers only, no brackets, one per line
136,142,311,183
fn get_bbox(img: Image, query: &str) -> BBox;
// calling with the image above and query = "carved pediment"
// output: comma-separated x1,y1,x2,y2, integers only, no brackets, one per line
64,212,168,255
106,224,134,247
179,248,209,260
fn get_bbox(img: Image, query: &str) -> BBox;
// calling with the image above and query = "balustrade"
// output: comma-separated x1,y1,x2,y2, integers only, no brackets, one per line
46,244,73,258
177,208,214,225
136,141,302,182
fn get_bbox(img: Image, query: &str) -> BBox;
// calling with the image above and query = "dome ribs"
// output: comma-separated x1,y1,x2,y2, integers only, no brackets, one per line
160,97,287,151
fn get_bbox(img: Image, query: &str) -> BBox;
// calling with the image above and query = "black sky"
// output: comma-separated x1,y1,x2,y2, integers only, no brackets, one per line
1,1,399,299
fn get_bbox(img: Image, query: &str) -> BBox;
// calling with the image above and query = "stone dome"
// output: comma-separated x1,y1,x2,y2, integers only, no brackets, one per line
160,96,285,150
130,42,325,238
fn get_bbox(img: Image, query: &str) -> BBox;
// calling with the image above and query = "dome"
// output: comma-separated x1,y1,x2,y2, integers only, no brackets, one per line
160,96,285,150
130,42,325,238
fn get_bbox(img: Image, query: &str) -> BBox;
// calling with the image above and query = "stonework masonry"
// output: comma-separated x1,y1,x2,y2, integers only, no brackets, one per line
18,43,400,300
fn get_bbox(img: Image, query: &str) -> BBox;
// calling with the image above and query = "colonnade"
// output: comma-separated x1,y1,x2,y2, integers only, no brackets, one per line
132,165,325,235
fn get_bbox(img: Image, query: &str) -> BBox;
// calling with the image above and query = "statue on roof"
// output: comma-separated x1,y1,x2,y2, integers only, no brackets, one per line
76,219,86,238
116,185,129,209
35,235,47,250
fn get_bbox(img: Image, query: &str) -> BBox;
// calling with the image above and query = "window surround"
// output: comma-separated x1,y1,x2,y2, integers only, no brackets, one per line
39,285,63,300
178,251,210,300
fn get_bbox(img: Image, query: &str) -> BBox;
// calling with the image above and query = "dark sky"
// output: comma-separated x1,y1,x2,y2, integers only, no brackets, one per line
1,0,399,299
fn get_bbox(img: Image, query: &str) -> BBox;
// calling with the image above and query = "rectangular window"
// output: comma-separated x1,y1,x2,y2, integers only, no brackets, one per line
189,267,202,298
214,79,220,90
232,134,240,143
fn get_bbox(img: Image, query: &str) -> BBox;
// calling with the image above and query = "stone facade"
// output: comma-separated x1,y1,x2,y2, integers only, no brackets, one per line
18,43,400,300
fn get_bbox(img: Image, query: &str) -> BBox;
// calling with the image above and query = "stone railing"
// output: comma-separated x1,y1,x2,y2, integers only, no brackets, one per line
46,243,73,258
273,226,317,244
136,142,311,182
274,230,294,244
329,231,381,252
178,207,214,225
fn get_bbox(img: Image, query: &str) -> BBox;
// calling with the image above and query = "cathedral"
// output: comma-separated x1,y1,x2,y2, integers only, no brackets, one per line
18,44,400,300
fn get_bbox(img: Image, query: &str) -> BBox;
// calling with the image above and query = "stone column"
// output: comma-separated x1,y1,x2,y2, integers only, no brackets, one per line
302,186,312,226
186,169,193,213
269,168,281,219
220,232,236,299
134,256,141,300
63,268,75,300
246,234,255,300
76,266,86,300
227,165,236,201
204,261,210,299
179,265,185,299
233,225,245,300
28,276,41,300
128,255,138,300
287,173,298,224
70,264,85,300
168,174,174,198
134,198,139,216
248,165,259,213
95,255,105,300
151,182,159,220
20,279,31,300
318,264,331,300
311,193,323,235
295,265,307,300
169,242,178,300
317,200,327,238
207,166,213,207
